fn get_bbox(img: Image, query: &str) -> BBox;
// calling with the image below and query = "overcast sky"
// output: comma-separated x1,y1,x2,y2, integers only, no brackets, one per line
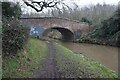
64,0,119,7
5,0,120,5
5,0,119,14
70,0,119,4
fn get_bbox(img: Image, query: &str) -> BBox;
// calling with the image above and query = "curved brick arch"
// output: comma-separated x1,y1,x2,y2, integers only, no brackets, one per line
20,17,90,40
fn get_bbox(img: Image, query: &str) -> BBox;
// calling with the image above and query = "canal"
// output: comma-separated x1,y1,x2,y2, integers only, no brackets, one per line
56,41,118,73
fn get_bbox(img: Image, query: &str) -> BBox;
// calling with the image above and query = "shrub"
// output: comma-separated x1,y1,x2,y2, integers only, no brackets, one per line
89,6,120,46
2,19,29,56
2,2,29,57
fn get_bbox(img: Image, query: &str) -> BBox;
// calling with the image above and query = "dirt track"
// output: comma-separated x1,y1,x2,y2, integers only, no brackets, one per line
33,41,61,78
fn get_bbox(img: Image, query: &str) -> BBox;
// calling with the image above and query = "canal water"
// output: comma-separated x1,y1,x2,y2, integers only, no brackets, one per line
57,41,118,73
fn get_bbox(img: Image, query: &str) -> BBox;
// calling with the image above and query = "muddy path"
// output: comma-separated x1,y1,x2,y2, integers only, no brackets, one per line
33,41,61,78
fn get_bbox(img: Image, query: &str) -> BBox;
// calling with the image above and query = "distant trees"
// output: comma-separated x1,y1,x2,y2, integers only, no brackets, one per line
23,3,117,26
50,3,117,26
80,17,92,26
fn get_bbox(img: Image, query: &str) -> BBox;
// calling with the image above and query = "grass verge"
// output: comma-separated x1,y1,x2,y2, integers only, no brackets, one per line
54,43,118,78
2,38,48,78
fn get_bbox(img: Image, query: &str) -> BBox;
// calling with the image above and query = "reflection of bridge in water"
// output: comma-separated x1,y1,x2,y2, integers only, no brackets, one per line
20,17,90,41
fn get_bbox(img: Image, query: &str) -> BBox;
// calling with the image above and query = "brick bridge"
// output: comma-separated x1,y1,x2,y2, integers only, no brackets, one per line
20,17,90,41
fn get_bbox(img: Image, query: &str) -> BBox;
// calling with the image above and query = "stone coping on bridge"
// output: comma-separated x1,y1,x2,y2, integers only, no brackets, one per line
20,17,88,24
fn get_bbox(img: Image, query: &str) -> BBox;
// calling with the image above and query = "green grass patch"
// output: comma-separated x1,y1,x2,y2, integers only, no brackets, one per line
2,58,19,77
2,38,48,78
54,43,118,78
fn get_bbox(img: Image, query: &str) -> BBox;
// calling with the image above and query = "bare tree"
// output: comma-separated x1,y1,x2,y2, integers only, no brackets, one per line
23,0,66,12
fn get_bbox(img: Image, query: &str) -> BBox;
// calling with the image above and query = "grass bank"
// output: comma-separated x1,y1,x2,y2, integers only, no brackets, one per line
54,43,118,78
2,38,48,78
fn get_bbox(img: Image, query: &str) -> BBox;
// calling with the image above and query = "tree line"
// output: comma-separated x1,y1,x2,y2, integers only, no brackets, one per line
22,3,117,26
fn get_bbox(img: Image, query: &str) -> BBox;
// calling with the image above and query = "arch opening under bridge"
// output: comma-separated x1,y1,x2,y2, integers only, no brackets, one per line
42,27,74,41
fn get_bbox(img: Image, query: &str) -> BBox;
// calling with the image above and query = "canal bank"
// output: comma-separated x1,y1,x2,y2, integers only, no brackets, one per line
58,41,118,73
39,38,118,73
54,42,118,78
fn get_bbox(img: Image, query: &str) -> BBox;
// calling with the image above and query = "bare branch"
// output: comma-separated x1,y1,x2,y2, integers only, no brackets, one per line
23,1,43,12
23,0,59,12
48,2,58,7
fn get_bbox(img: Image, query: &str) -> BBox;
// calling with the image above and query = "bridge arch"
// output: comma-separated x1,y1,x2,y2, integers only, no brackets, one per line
42,27,74,41
20,17,90,41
